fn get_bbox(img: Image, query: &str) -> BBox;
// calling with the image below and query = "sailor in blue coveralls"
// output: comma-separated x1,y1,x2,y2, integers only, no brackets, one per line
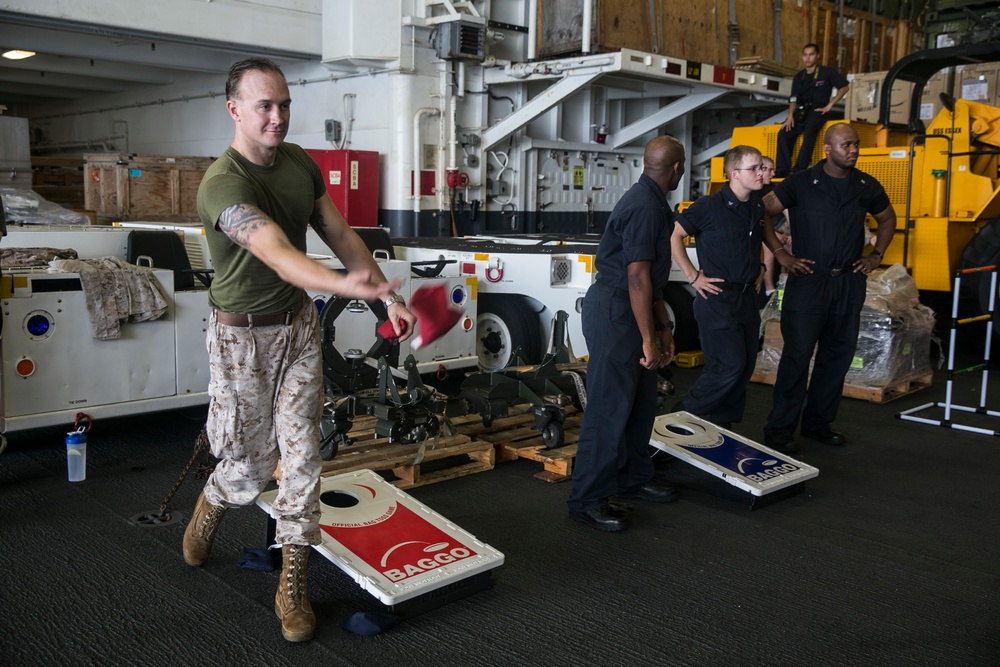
775,43,850,178
669,145,767,429
763,123,896,453
567,135,686,533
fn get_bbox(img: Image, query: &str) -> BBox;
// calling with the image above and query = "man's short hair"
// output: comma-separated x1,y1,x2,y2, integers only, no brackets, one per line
723,145,762,178
803,43,820,54
226,58,285,101
824,122,859,146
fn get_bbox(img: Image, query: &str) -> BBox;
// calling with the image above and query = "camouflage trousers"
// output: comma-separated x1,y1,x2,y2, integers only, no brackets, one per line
202,299,323,546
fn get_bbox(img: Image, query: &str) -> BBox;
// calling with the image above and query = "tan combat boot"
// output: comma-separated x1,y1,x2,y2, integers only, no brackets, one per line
275,544,316,642
182,492,227,566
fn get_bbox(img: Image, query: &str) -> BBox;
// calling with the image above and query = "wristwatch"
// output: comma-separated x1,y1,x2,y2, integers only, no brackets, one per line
384,294,406,308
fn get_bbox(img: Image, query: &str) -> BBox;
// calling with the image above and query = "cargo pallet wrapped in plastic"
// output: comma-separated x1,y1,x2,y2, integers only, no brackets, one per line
754,265,935,400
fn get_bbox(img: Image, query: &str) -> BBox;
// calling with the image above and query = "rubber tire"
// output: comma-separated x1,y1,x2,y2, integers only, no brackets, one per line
663,283,699,352
476,294,542,371
540,421,564,449
959,215,1000,336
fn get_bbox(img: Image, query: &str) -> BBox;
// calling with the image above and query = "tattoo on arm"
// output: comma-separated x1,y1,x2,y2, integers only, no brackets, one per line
762,191,782,216
308,207,327,235
218,204,271,249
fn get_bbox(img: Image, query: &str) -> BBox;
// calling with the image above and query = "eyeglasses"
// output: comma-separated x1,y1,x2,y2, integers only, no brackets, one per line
734,164,766,173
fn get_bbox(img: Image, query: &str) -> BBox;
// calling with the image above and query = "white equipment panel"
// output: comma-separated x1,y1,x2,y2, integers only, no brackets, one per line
649,412,819,497
257,469,504,605
1,269,182,429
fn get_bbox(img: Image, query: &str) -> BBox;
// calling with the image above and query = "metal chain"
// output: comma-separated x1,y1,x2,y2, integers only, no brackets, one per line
156,426,211,517
561,370,588,409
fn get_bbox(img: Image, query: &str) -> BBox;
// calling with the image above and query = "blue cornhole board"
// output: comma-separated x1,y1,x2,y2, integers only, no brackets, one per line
649,412,818,502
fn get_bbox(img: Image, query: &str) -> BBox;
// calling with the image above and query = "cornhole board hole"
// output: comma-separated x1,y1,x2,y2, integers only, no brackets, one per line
648,412,819,509
257,469,504,616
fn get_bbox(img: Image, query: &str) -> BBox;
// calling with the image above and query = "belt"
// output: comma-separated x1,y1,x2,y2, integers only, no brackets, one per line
717,281,756,293
216,303,300,327
814,267,854,277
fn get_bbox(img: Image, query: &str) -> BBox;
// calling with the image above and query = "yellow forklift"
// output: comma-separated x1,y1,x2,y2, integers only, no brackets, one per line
709,42,1000,309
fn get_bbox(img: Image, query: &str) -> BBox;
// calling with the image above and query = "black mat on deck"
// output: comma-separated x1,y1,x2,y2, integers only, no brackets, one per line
1,364,998,667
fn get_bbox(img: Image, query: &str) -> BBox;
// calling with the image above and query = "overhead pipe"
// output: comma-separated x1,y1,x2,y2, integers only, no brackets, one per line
448,93,459,179
412,107,441,235
582,0,593,54
447,92,459,236
528,0,538,60
503,56,615,80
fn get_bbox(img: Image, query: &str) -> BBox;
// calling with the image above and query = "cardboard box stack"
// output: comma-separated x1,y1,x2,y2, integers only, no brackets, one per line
959,64,1000,107
847,70,953,124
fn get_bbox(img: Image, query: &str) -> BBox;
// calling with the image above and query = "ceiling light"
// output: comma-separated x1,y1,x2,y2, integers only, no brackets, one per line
3,50,36,60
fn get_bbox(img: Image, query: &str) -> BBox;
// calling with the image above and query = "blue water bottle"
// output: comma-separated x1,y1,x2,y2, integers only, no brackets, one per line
66,428,87,482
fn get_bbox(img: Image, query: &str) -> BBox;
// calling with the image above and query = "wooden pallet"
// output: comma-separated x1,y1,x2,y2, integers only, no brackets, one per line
315,416,494,489
751,370,933,404
449,405,582,483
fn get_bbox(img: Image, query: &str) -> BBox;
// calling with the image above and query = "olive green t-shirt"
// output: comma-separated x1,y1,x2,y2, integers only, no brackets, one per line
197,143,324,313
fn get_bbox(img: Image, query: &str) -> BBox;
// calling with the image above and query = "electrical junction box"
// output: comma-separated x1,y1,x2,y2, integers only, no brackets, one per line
324,119,342,143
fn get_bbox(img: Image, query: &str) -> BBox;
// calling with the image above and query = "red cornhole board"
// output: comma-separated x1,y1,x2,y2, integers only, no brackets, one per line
257,469,504,614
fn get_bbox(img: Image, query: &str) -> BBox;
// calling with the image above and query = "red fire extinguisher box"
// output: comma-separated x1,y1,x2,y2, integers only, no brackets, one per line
305,149,379,227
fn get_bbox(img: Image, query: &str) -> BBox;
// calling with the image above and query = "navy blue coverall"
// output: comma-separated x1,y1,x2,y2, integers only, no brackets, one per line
674,183,764,425
567,174,672,514
764,161,891,437
776,65,849,175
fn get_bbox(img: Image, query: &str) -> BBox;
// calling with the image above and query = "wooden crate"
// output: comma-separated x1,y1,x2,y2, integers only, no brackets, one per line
751,369,932,404
813,2,922,74
539,0,813,70
538,0,922,75
83,153,214,223
32,156,85,209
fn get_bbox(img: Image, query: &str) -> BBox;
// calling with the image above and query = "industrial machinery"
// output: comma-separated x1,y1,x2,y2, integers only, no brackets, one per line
0,222,673,445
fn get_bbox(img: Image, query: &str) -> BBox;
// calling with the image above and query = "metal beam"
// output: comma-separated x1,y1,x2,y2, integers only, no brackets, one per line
481,72,601,151
0,81,82,100
0,54,179,85
0,1,321,59
2,24,248,74
610,90,726,149
0,67,127,93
